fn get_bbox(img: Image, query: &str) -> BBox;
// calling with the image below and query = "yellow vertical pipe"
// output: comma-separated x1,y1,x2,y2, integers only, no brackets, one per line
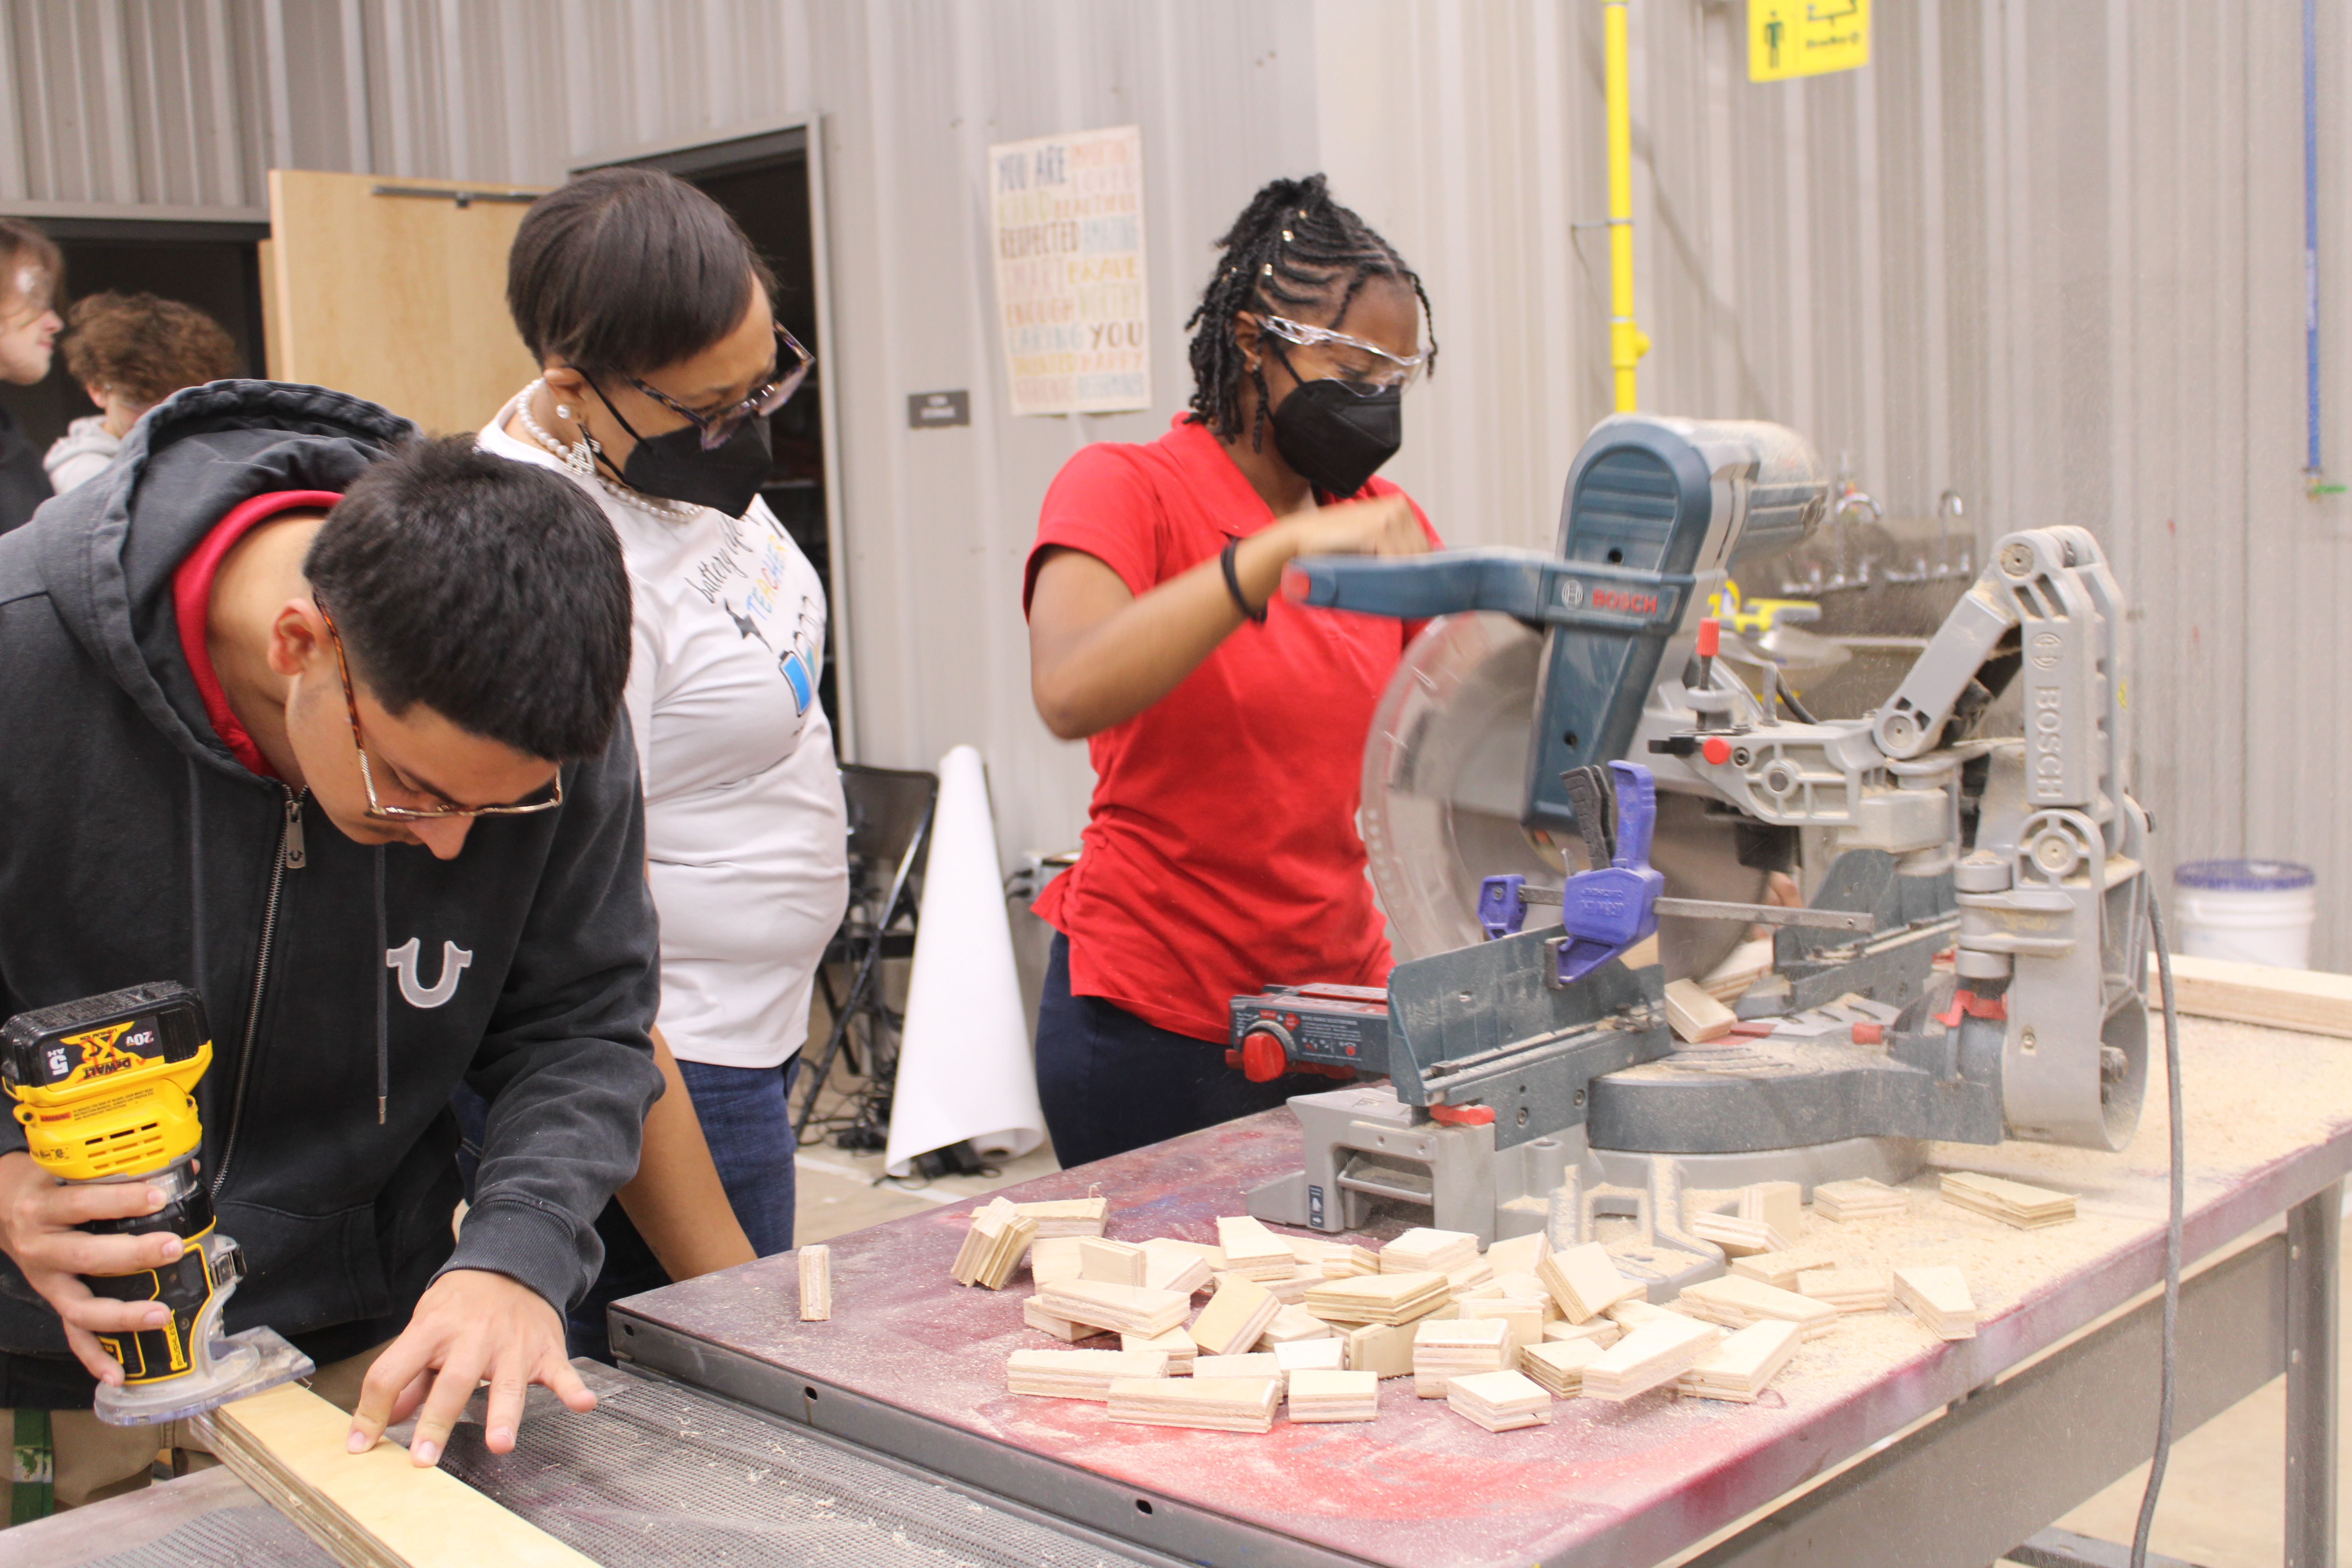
1604,0,1648,411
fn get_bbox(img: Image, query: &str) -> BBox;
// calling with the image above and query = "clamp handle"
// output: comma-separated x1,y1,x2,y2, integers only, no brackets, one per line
1551,761,1665,985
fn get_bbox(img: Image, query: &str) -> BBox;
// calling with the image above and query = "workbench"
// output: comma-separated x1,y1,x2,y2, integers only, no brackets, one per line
6,1013,2343,1567
616,1014,2348,1568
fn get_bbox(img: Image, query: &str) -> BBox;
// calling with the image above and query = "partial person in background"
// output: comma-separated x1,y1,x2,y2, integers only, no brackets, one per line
0,220,62,534
1023,174,1441,1167
475,167,849,1361
45,291,237,494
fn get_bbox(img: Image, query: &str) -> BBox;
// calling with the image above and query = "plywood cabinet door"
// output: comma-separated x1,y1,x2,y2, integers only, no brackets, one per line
265,169,547,437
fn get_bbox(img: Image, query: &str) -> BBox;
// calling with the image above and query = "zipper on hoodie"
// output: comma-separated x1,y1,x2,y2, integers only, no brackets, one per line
211,786,306,1198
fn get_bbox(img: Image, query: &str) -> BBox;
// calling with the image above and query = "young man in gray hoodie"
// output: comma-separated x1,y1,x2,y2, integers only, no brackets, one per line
0,380,662,1504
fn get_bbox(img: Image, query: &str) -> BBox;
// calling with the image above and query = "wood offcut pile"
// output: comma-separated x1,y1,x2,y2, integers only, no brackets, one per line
1939,1171,2077,1230
935,1169,2041,1437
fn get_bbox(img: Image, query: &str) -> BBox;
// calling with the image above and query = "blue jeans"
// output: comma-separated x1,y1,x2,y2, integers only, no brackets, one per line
455,1056,799,1362
1033,933,1334,1169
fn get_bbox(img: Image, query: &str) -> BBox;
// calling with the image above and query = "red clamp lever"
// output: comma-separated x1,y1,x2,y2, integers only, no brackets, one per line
1933,989,2009,1028
1428,1103,1496,1127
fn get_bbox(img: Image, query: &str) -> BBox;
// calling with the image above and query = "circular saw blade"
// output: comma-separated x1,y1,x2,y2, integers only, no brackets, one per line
1361,612,1767,980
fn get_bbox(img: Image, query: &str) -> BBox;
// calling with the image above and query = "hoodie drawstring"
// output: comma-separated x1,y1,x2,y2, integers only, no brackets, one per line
373,845,388,1126
185,756,208,1004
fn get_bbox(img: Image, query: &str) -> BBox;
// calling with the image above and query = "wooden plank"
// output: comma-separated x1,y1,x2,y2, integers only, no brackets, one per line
1036,1278,1190,1337
1006,1347,1168,1400
1013,1196,1109,1237
1893,1264,1979,1339
1188,1274,1280,1355
203,1382,596,1568
1940,1171,2077,1229
1076,1236,1147,1286
1445,1369,1551,1432
1029,1235,1085,1287
1139,1241,1213,1297
1107,1376,1279,1433
1022,1298,1093,1341
1537,1242,1644,1323
2155,953,2352,1038
1664,977,1738,1042
1286,1367,1379,1422
1214,1216,1295,1279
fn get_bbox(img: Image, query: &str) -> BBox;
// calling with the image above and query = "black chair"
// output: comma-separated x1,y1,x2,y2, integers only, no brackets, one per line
796,763,938,1145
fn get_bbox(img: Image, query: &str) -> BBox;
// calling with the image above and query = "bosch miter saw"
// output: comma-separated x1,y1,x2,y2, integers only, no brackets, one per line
1236,415,2150,1291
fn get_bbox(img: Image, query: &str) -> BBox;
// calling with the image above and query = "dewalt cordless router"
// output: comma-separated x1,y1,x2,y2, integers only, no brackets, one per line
2,983,311,1425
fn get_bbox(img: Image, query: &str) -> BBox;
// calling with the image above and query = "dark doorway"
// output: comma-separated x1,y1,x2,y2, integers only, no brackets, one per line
0,217,268,454
581,127,840,748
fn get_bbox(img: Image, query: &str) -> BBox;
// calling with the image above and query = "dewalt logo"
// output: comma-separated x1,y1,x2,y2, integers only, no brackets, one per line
55,1022,150,1085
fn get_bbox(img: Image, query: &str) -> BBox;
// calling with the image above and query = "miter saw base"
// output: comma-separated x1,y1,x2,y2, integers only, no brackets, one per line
1245,1082,1922,1296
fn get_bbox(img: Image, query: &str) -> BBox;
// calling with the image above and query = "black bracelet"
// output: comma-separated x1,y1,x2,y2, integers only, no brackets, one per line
1220,537,1267,623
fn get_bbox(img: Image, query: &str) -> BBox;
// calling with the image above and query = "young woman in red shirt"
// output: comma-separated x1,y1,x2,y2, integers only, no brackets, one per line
1024,175,1440,1167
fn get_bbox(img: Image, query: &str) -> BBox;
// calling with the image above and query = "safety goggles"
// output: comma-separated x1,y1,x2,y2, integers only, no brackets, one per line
1256,313,1426,394
623,323,815,450
317,597,564,822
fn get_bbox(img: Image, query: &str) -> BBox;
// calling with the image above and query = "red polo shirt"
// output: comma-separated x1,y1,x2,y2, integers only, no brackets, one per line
1023,415,1439,1042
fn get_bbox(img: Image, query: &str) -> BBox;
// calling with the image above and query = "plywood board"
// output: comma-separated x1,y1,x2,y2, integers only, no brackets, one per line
1107,1376,1278,1433
1077,1236,1147,1286
1014,1196,1109,1237
1445,1368,1551,1432
1537,1243,1644,1322
1188,1274,1280,1355
204,1382,596,1568
1286,1367,1379,1422
1214,1216,1295,1279
2156,953,2352,1038
1036,1278,1189,1337
1664,977,1737,1042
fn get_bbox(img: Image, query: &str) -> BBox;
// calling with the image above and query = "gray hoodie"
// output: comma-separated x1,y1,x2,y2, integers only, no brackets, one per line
42,414,118,495
0,380,662,1406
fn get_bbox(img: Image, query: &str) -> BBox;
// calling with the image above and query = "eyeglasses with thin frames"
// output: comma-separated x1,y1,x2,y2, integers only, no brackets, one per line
316,597,564,822
622,323,815,451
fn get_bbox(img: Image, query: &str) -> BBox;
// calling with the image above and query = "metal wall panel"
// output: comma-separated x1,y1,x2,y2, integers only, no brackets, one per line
8,0,2346,963
1321,0,2352,968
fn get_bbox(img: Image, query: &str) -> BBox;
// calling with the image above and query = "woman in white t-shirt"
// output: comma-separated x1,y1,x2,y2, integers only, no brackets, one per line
473,168,849,1359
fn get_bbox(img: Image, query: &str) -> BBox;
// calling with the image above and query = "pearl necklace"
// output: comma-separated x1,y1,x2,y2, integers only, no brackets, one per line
513,380,699,523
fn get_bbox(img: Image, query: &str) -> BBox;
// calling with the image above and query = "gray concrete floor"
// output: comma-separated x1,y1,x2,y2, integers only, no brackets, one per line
799,1043,2339,1566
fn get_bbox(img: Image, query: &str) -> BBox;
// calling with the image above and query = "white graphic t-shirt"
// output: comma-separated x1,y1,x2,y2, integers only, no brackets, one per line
482,399,850,1070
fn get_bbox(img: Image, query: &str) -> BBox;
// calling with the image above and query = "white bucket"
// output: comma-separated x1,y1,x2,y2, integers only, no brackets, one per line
2173,859,2318,970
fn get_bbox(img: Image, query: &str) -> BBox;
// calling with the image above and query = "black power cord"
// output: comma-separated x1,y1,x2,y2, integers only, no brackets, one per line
2130,899,2186,1568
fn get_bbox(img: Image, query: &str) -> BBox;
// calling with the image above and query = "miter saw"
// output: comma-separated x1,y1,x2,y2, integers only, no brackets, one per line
1236,415,2151,1290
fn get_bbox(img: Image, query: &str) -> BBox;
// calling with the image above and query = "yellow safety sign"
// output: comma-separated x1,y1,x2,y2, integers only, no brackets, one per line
1749,0,1869,82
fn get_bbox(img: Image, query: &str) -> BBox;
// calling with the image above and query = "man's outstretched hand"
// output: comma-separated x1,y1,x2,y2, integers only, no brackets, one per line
347,1268,593,1466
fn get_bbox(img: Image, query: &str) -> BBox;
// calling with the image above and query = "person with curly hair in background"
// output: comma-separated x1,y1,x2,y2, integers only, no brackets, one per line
45,290,237,495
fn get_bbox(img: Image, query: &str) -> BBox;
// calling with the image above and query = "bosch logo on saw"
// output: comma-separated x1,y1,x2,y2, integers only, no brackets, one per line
1562,577,1657,615
2031,686,2065,798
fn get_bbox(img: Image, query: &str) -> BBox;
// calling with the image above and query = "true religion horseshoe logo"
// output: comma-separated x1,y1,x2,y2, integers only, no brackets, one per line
385,938,474,1009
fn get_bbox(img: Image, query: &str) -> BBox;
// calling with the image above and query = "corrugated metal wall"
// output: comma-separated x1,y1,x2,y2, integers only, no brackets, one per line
9,0,2348,964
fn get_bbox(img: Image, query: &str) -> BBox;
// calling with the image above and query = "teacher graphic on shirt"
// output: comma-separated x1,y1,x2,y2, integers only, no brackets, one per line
1023,176,1441,1167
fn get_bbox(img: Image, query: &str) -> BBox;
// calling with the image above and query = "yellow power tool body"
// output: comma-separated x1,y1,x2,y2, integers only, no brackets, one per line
2,982,311,1425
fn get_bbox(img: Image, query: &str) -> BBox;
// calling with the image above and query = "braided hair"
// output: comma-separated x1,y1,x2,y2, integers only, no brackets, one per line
1184,174,1436,449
